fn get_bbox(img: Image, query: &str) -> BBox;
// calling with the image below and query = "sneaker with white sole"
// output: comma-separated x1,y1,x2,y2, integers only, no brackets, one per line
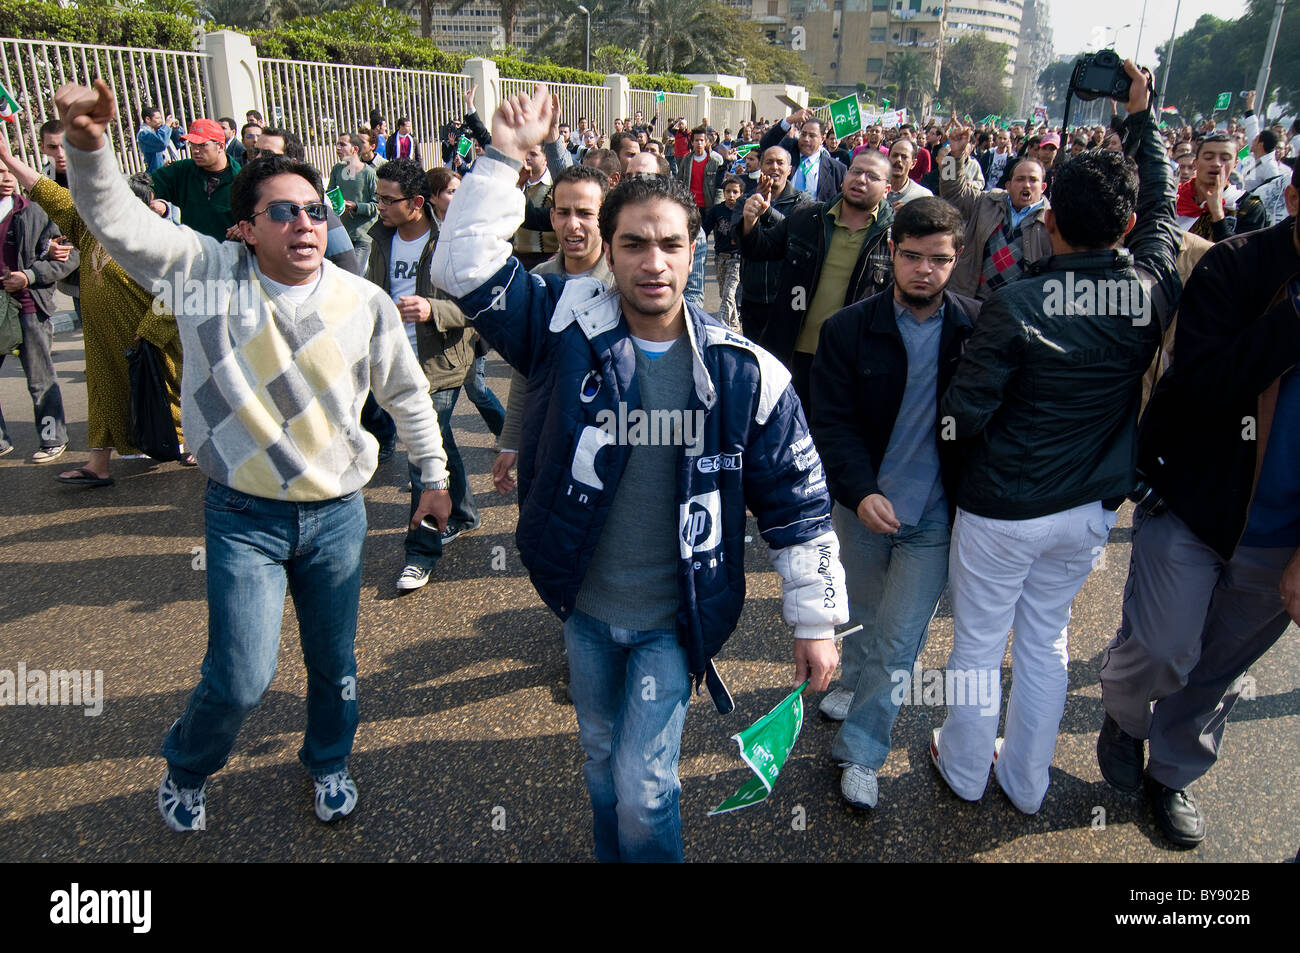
840,763,879,809
819,687,854,721
395,564,431,591
31,443,67,464
313,770,358,822
157,770,206,832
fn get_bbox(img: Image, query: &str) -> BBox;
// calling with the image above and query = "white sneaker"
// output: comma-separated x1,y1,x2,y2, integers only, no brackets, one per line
840,763,879,809
157,770,206,832
818,687,854,721
313,770,358,822
395,564,431,591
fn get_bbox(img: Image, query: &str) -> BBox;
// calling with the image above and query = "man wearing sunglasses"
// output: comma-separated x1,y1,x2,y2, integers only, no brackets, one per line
807,198,979,809
55,80,451,833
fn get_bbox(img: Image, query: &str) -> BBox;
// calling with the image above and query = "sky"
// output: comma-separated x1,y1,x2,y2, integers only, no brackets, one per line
1049,0,1249,67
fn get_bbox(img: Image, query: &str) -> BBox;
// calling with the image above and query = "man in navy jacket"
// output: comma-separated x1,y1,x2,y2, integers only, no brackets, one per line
760,106,847,204
431,84,847,862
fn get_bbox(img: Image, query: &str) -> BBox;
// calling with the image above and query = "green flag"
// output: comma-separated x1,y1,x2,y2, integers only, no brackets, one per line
880,98,891,109
709,680,807,815
457,135,473,158
828,94,862,139
654,90,665,103
1238,144,1251,161
0,80,20,123
1215,91,1231,110
325,187,345,215
735,142,758,157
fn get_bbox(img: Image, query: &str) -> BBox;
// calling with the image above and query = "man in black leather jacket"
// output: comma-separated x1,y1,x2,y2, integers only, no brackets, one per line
929,61,1182,817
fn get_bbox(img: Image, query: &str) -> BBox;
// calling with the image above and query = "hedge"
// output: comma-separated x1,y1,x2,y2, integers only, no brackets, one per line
6,1,732,98
0,0,194,50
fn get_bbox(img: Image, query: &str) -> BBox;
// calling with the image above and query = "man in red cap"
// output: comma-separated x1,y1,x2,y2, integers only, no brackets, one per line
149,117,241,240
1036,132,1061,197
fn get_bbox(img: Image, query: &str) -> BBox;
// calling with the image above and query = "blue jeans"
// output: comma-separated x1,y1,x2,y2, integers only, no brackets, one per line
405,386,477,567
830,503,951,770
685,229,707,311
162,481,365,787
0,310,67,450
462,355,505,438
563,610,693,862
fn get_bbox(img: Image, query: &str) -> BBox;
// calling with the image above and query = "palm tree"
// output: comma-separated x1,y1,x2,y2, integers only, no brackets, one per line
443,0,535,47
885,51,937,113
617,0,728,75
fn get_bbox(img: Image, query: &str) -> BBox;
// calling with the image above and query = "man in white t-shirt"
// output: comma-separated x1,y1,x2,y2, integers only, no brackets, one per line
367,158,478,590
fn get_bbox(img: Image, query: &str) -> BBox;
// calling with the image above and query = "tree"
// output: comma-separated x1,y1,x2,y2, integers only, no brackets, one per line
593,45,647,75
281,1,418,40
1153,2,1299,120
884,51,936,113
1037,58,1075,119
938,34,1013,120
444,0,536,48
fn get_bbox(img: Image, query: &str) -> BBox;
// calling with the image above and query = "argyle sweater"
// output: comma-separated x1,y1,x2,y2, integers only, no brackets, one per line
67,139,447,501
980,209,1027,294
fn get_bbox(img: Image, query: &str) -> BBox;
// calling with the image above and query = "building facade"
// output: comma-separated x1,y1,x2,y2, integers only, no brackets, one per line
1010,0,1053,117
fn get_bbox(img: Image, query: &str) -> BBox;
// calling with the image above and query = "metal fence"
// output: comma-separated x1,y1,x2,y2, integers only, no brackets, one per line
629,88,698,130
497,77,610,138
1,37,210,175
260,58,468,174
709,97,752,137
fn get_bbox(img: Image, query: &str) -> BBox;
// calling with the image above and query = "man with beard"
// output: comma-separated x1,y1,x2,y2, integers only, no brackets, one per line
738,148,894,407
808,198,979,809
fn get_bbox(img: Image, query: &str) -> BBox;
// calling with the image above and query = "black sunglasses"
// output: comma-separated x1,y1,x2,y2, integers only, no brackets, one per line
250,201,328,223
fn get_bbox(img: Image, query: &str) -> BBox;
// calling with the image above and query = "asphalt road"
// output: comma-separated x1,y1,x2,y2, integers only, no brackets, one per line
2,317,1297,863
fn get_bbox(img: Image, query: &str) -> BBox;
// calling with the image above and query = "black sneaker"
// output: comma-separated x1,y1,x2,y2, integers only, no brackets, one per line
1097,714,1145,794
440,524,463,545
1146,775,1206,846
377,441,396,464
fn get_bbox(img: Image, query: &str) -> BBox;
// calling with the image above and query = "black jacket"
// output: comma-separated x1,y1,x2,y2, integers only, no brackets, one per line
734,182,813,306
810,285,980,520
939,107,1183,520
738,197,894,368
1139,215,1300,559
760,121,846,203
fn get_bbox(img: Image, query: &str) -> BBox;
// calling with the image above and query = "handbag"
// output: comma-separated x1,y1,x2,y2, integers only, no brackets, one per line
125,338,182,462
0,291,22,354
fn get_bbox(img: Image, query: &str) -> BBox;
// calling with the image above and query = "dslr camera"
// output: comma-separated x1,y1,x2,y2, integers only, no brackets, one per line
1070,49,1131,101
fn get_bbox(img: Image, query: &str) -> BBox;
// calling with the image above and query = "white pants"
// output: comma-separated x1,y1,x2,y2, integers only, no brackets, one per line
936,502,1117,813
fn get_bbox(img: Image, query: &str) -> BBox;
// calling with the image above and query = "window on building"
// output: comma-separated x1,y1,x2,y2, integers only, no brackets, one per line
872,0,888,10
768,0,779,12
870,27,886,40
867,57,883,75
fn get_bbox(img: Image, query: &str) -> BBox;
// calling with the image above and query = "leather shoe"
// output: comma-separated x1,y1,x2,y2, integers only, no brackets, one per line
1097,714,1145,794
1146,775,1206,846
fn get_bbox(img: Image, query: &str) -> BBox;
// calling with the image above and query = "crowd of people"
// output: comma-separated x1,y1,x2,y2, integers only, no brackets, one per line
3,57,1299,861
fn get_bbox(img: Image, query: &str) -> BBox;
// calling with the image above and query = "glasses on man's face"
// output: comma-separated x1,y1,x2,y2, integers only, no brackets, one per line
375,194,412,207
846,168,887,184
250,201,328,224
896,250,957,268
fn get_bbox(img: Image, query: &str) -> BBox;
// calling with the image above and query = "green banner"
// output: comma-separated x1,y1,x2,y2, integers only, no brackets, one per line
1215,91,1231,110
735,142,758,157
654,90,665,102
828,94,862,139
709,680,807,815
324,186,345,215
457,135,473,158
1238,144,1251,161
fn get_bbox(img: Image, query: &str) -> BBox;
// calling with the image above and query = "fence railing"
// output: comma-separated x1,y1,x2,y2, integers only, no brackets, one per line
709,97,753,136
629,88,699,129
498,77,611,140
1,37,210,175
260,58,468,174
